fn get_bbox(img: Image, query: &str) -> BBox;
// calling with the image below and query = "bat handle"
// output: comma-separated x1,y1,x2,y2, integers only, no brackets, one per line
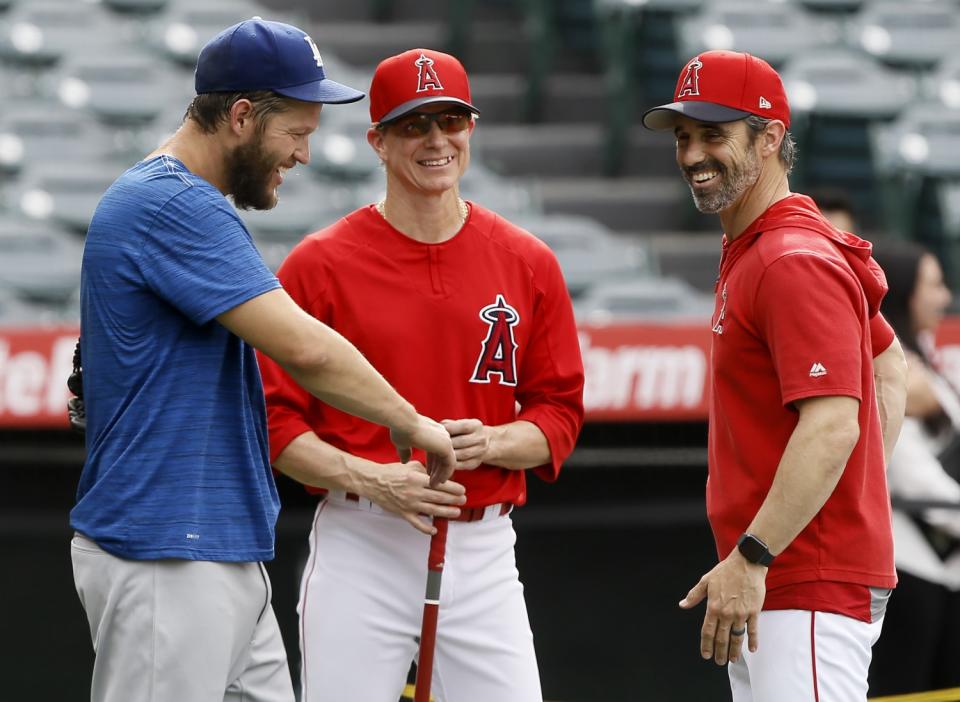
414,517,449,702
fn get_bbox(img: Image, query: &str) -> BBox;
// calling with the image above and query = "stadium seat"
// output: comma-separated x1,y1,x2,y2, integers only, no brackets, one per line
574,276,714,324
676,0,838,69
779,47,917,228
239,170,355,246
0,100,118,177
874,102,960,285
14,162,128,235
50,50,188,127
146,0,270,68
0,216,83,305
308,129,382,181
0,1,131,69
594,0,702,173
102,0,171,16
873,102,960,181
845,0,960,70
511,212,652,297
0,287,65,325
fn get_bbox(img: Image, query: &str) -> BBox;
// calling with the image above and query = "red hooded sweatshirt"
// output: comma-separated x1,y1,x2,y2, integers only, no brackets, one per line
707,193,896,620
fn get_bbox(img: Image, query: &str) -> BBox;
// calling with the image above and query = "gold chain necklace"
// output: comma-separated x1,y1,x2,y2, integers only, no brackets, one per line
376,198,469,227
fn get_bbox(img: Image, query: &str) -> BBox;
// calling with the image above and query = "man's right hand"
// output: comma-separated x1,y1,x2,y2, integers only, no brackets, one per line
390,414,458,486
363,461,465,535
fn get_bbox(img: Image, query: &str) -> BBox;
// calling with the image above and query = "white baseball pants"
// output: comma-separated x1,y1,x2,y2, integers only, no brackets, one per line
728,607,886,702
298,493,542,702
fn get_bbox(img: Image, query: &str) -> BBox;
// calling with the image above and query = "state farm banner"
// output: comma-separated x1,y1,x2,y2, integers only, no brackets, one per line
5,319,960,427
0,325,79,428
579,324,711,421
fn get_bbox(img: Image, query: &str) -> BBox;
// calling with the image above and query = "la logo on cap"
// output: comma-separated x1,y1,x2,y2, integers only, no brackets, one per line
677,57,703,98
415,53,443,93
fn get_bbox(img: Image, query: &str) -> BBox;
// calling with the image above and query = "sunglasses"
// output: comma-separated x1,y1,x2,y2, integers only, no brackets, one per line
380,109,474,138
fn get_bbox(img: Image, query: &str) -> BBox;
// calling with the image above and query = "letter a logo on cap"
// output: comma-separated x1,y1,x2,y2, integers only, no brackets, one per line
415,53,443,93
677,57,703,98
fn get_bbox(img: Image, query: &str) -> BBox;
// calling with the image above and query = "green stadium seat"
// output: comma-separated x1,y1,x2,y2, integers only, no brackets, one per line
594,0,701,174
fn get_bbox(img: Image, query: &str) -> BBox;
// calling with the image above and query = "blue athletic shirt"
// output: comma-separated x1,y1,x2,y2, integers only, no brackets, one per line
71,155,282,561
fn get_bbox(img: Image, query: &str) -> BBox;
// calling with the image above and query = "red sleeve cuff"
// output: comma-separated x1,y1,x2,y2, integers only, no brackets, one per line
870,313,895,358
267,419,313,465
518,406,581,483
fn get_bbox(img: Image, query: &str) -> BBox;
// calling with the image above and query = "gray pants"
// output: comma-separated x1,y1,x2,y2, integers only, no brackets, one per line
71,534,294,702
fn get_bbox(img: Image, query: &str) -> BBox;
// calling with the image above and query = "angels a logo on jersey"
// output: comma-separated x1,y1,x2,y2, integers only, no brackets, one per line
470,294,520,386
415,53,443,93
677,57,703,98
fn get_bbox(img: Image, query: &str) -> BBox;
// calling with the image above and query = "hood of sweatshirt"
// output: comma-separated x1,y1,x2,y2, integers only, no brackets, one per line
718,193,887,317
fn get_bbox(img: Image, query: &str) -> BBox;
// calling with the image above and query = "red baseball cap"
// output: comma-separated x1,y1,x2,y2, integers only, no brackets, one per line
642,50,790,130
369,48,480,124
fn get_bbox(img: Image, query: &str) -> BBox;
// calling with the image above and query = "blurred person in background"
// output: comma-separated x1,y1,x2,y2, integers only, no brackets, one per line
69,20,456,702
807,187,859,236
643,50,907,702
257,48,584,701
868,240,960,696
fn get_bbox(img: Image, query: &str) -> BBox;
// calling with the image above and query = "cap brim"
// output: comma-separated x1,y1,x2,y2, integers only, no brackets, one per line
641,101,752,131
274,78,366,105
379,96,480,124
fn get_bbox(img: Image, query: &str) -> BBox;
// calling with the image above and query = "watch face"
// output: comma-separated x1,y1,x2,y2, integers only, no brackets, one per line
738,534,773,565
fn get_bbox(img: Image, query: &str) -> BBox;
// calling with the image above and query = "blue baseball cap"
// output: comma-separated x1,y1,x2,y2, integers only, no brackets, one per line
195,18,365,104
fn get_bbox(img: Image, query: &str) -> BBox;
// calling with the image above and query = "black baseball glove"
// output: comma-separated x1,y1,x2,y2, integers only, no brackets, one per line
67,338,86,434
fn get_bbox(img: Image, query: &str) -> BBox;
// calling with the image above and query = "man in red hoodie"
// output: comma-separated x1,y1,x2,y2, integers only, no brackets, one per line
643,51,907,701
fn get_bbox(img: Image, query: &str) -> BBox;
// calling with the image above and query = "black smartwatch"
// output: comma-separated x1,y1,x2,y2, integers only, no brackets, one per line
737,533,775,566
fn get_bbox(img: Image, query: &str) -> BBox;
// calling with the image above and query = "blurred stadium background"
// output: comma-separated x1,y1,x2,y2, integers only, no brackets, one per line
3,0,960,699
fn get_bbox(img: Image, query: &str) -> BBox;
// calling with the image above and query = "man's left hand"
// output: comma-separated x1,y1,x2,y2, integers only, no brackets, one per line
441,418,493,470
679,550,767,665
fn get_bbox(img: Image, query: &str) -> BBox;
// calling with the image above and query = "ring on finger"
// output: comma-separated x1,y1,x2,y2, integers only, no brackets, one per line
730,626,746,637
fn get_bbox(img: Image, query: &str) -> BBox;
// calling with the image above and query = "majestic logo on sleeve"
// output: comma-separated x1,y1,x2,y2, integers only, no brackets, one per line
415,53,443,92
470,294,520,386
677,57,703,98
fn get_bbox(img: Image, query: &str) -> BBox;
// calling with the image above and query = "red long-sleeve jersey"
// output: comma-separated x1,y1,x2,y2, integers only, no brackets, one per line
258,203,585,507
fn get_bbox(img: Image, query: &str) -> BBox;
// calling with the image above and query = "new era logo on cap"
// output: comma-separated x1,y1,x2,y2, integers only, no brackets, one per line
370,48,480,124
641,51,790,130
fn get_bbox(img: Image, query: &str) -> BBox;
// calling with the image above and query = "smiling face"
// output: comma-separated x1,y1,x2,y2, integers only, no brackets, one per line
673,116,763,215
368,102,474,197
226,98,321,210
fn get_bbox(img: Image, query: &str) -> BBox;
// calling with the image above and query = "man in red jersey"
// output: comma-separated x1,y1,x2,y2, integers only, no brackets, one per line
643,51,907,701
258,48,584,702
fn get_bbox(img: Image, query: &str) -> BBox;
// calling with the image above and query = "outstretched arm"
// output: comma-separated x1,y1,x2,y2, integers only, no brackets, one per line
218,288,456,483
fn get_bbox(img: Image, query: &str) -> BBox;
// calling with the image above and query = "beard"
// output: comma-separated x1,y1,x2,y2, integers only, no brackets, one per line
683,148,761,214
225,136,280,211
